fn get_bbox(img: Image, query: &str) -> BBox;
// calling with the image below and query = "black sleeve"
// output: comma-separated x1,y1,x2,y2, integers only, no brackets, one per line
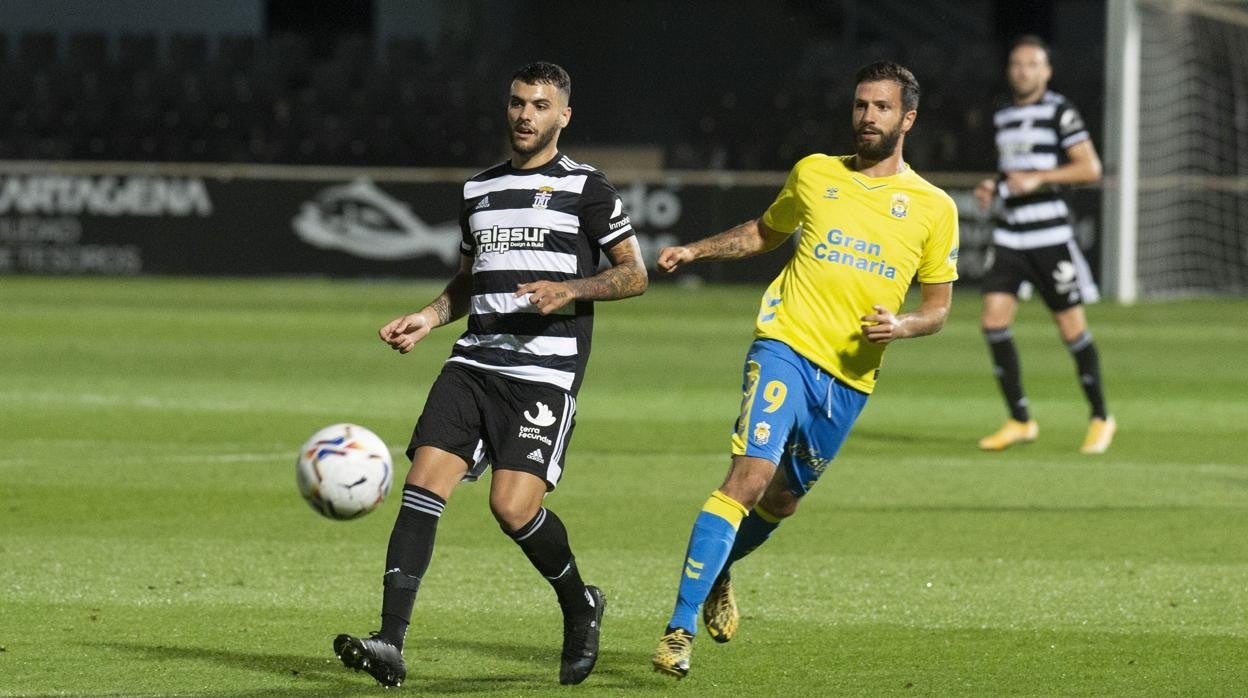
579,172,634,250
458,190,474,256
1056,102,1090,148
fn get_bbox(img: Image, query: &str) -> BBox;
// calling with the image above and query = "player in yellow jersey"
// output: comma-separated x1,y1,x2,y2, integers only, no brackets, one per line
650,62,959,679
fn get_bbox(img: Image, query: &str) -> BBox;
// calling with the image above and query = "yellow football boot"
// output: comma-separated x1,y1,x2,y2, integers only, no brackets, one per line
1080,416,1117,454
702,575,739,643
651,627,694,679
978,419,1039,451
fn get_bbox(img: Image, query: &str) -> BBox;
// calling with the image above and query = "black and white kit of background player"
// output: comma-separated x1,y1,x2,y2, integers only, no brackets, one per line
332,61,647,687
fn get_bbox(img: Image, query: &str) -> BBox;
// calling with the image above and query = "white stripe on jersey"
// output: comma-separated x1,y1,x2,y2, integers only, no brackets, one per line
469,207,580,232
471,291,575,316
474,248,577,274
598,224,634,246
464,173,588,199
559,155,595,172
1060,131,1091,149
993,224,1075,249
445,356,575,392
999,152,1059,173
994,102,1058,127
455,332,578,356
997,127,1058,148
1004,199,1070,225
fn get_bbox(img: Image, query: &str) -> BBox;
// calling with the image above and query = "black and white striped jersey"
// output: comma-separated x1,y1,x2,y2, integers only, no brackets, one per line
446,152,634,396
991,90,1091,250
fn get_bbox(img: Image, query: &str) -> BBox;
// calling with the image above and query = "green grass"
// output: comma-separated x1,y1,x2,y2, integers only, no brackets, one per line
2,276,1247,696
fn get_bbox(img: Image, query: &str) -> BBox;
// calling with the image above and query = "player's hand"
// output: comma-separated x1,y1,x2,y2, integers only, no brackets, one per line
973,178,995,211
861,305,904,344
1004,171,1044,196
657,246,695,273
379,312,432,353
515,280,574,315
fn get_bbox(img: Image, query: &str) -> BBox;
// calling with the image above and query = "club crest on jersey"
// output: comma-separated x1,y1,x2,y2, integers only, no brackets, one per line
532,185,555,209
752,421,772,446
890,193,909,219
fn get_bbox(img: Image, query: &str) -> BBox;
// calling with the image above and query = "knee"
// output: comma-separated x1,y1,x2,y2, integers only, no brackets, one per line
490,498,538,535
758,489,800,519
719,477,768,511
719,458,777,509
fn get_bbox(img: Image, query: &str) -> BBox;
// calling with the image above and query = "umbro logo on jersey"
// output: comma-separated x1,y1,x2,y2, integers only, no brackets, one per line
824,187,839,199
526,449,545,464
474,195,491,210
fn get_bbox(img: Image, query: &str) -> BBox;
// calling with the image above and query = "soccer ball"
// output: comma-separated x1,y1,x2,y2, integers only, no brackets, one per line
296,423,393,520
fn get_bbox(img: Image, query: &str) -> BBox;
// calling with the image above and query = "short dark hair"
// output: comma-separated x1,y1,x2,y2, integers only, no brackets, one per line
854,61,920,112
511,61,571,100
1009,34,1051,62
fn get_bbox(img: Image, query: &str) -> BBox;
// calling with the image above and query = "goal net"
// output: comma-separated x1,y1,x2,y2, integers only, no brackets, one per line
1104,0,1248,300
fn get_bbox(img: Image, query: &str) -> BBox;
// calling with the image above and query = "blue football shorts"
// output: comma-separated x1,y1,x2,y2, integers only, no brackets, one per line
730,338,869,496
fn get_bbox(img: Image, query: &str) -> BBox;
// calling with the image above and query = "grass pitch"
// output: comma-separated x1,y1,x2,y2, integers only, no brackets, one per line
1,276,1246,696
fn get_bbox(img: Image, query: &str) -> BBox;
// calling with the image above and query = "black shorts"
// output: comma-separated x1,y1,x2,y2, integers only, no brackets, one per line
407,363,577,490
980,240,1100,311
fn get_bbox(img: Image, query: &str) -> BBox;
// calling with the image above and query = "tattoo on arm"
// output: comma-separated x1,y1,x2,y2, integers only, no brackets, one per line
566,240,648,301
424,266,473,327
429,294,453,326
690,219,778,261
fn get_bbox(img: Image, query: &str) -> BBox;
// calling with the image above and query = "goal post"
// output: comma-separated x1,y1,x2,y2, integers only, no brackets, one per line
1103,0,1248,301
1103,0,1141,303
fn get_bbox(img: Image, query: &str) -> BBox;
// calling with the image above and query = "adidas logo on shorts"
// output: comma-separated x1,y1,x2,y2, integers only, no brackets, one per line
526,448,545,464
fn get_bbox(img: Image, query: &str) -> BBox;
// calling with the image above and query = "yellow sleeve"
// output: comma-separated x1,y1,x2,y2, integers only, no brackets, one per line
917,194,960,284
761,158,805,235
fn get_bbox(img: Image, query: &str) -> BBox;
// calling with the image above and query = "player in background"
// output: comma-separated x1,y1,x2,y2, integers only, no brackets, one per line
650,62,959,679
973,35,1115,454
333,61,647,688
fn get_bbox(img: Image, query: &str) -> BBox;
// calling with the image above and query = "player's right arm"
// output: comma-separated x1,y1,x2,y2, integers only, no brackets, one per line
657,218,790,273
379,254,474,353
974,178,996,211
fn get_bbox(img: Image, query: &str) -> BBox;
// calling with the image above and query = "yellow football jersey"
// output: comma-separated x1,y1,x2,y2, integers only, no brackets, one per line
758,154,959,393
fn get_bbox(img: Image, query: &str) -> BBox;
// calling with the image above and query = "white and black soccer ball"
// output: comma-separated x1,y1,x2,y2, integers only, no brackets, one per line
296,423,393,520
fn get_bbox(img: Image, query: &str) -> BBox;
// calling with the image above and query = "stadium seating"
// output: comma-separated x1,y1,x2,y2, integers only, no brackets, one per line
0,14,1096,171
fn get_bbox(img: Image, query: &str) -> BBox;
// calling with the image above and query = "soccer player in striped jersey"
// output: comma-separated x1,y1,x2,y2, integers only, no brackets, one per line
650,62,959,679
334,62,647,688
973,35,1115,454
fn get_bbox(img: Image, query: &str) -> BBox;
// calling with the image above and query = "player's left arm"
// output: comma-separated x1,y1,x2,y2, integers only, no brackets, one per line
517,237,648,315
860,281,953,344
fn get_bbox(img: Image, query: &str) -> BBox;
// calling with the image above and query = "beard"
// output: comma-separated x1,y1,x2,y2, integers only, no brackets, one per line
854,123,903,162
510,121,560,156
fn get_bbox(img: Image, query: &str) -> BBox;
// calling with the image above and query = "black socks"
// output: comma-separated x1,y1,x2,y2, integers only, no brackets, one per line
378,485,446,649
